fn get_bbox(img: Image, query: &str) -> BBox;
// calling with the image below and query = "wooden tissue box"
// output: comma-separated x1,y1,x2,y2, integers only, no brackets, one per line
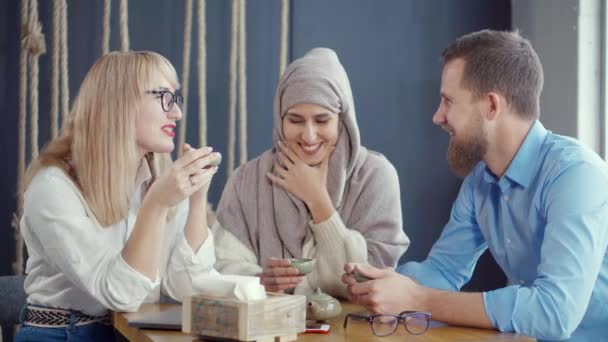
182,293,306,342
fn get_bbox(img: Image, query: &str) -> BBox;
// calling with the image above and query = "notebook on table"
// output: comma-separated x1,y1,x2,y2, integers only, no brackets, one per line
127,305,182,331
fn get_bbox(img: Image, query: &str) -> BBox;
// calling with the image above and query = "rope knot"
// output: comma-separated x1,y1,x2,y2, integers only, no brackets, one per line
21,20,46,56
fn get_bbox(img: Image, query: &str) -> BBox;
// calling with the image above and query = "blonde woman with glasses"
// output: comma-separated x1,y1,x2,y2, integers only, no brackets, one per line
16,51,220,341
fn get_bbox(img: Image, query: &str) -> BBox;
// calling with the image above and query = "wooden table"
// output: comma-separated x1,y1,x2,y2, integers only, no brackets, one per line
113,303,535,342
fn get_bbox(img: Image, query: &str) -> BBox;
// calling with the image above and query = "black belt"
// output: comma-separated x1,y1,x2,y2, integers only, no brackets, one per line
23,305,111,328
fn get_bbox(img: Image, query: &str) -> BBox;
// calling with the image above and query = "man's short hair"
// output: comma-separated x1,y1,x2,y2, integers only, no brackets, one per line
442,30,544,120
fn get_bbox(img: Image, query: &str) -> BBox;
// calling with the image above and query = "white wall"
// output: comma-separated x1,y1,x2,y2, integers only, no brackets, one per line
512,0,604,156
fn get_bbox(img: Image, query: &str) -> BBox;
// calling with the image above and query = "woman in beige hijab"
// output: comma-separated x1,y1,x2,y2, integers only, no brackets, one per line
213,48,409,297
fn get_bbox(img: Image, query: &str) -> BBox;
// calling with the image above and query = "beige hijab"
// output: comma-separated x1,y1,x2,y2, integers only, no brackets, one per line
217,48,406,268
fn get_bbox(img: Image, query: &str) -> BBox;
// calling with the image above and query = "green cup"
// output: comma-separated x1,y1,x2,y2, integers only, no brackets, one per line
353,269,372,283
288,258,316,275
205,153,222,169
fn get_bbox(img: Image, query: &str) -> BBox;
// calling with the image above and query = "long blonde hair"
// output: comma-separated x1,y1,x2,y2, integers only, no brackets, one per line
24,51,179,226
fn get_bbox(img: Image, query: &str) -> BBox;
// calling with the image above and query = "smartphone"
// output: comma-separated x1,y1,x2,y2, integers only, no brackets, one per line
305,323,330,334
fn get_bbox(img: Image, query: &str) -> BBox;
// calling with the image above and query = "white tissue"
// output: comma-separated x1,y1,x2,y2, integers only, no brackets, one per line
194,274,267,301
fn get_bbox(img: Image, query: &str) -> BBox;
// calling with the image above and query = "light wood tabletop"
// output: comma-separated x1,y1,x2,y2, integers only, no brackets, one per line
113,302,535,342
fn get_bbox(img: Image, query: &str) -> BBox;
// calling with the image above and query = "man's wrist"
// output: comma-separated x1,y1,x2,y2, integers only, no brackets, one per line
415,283,435,312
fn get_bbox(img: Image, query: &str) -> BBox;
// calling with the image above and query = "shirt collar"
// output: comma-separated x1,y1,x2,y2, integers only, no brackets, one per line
483,120,548,188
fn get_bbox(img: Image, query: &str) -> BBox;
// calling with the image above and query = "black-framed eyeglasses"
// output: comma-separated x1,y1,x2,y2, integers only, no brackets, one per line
146,89,183,112
343,311,431,337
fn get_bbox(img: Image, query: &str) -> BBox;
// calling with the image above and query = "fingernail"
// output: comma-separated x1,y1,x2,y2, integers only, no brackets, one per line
205,146,213,153
212,166,218,173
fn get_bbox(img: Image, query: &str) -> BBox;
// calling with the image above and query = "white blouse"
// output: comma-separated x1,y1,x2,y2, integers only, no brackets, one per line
20,164,218,316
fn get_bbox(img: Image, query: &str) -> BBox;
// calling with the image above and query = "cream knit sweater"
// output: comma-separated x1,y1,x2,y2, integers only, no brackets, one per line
212,211,386,298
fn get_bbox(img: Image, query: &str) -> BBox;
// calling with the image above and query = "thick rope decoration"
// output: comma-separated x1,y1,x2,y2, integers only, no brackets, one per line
119,0,129,51
14,0,47,275
198,0,207,147
279,0,289,77
238,0,247,166
102,0,111,54
226,0,238,176
60,0,68,121
227,0,248,176
51,0,68,138
27,0,45,161
14,0,29,276
50,0,60,138
177,0,193,153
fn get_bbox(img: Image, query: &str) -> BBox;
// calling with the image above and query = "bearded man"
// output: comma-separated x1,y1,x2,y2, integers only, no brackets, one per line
342,30,608,342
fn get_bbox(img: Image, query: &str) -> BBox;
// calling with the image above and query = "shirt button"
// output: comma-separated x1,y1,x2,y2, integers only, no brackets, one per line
503,195,509,201
506,238,511,244
519,280,525,285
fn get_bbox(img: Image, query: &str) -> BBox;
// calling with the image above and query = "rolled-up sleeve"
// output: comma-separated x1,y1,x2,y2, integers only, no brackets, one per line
162,203,219,301
212,220,262,276
23,172,157,312
302,212,367,297
483,162,608,341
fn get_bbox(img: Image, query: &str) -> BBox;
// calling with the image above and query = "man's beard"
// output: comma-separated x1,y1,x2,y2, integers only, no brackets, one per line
446,116,487,178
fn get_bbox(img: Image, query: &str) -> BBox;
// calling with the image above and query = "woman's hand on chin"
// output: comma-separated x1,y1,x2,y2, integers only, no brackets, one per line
267,141,334,221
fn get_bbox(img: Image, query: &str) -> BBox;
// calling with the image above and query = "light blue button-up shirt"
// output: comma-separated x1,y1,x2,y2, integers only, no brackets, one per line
397,121,608,341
